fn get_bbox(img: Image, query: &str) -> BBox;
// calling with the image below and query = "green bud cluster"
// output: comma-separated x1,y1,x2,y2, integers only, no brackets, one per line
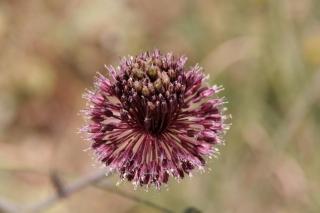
124,55,181,99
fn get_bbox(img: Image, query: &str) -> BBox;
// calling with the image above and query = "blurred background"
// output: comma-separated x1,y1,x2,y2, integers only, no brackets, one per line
0,0,320,212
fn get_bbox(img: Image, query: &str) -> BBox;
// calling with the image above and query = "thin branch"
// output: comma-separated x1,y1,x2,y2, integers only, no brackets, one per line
1,167,177,213
50,171,67,198
24,168,109,213
93,182,177,213
0,197,21,213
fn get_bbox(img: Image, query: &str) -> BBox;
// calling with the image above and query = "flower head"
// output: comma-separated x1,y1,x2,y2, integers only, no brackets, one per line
80,48,231,190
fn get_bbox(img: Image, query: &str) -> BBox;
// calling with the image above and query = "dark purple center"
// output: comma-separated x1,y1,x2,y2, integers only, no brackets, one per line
112,54,187,135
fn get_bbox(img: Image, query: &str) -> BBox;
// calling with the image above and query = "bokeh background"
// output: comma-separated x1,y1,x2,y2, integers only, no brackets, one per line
1,0,320,212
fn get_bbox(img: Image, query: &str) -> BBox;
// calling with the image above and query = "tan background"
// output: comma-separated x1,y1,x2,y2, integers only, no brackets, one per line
0,0,320,212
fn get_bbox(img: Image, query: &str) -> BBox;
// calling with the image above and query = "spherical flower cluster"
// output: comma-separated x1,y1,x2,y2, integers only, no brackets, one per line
80,48,231,190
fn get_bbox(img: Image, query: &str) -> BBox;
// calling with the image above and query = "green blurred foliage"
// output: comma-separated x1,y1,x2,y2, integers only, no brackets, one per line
0,0,320,212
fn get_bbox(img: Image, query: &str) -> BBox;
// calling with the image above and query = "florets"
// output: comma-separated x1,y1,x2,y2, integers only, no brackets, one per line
80,48,231,190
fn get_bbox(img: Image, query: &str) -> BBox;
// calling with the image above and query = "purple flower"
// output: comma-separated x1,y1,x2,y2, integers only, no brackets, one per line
80,48,231,190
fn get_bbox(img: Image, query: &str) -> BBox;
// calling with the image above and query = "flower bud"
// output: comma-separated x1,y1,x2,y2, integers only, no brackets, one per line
133,81,142,92
146,66,158,80
168,68,175,79
148,83,155,94
141,86,150,97
91,94,105,106
153,79,162,92
161,71,170,86
132,68,144,78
